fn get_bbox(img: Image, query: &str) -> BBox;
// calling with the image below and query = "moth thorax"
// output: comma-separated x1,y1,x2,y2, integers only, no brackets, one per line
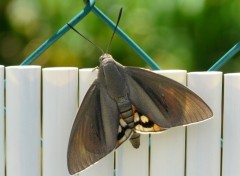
99,54,114,64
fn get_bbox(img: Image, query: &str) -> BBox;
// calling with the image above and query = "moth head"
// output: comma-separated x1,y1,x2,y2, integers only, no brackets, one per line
99,54,115,65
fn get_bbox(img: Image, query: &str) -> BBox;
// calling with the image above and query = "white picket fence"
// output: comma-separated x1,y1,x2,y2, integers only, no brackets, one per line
0,66,239,176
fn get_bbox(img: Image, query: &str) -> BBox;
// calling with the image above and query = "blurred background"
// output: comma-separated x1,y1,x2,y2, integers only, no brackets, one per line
1,0,240,72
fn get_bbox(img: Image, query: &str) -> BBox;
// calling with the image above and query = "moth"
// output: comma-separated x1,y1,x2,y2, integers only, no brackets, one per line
67,53,213,174
67,9,213,175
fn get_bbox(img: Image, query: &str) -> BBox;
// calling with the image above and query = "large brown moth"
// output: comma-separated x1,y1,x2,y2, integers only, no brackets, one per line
67,9,213,175
67,54,213,174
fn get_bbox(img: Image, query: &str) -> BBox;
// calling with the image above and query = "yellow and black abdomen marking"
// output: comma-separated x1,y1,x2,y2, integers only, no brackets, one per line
116,118,132,147
133,110,164,133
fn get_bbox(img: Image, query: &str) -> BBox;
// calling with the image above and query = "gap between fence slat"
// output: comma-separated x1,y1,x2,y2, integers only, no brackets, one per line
0,66,4,176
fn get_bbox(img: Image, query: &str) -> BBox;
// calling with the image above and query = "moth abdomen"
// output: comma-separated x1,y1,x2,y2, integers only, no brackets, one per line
121,109,134,128
117,96,135,128
115,96,141,148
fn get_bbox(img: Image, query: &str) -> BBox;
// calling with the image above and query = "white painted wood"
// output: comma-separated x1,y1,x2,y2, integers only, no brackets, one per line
42,67,78,176
0,66,4,176
150,70,187,176
222,73,240,176
77,68,114,176
186,72,222,176
6,66,41,176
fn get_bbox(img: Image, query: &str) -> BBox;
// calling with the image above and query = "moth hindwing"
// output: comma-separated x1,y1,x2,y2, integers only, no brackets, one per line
67,54,213,174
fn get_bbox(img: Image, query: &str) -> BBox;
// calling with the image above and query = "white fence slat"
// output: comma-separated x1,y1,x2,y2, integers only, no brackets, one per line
222,73,240,176
42,67,78,176
0,66,4,176
150,70,187,176
78,69,114,176
6,66,41,176
186,72,222,176
116,135,149,176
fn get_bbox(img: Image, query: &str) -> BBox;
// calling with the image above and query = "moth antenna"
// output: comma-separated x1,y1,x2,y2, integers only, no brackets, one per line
67,23,104,54
105,8,123,53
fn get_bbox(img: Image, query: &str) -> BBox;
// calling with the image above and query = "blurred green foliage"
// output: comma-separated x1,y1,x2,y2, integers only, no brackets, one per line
1,0,240,72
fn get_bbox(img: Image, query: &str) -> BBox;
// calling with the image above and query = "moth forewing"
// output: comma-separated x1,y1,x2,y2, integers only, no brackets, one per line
155,70,213,125
163,69,212,115
67,69,118,175
125,67,213,128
